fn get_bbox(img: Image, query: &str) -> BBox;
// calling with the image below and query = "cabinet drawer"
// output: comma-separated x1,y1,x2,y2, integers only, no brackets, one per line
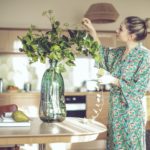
0,99,10,105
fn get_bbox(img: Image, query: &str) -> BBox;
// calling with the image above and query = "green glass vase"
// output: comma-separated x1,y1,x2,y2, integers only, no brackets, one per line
39,60,66,122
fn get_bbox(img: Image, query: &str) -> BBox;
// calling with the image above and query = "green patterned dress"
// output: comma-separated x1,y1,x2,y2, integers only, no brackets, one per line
99,45,150,150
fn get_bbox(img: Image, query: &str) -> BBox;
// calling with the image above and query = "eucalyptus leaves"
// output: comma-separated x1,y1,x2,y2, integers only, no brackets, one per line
18,10,101,73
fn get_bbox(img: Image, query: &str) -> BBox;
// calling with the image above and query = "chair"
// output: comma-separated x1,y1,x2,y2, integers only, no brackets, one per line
0,104,18,116
0,145,19,150
0,104,20,150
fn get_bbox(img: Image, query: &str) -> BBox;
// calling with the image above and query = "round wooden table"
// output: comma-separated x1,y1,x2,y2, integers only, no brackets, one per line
0,117,107,150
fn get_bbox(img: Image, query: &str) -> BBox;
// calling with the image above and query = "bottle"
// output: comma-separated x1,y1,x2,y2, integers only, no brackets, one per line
24,82,31,92
0,78,3,93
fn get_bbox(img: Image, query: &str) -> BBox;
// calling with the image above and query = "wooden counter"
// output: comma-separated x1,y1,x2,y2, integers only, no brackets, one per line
0,91,149,124
0,91,109,123
1,91,150,141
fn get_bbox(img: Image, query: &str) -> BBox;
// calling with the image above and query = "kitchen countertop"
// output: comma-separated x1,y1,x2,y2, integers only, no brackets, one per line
0,91,109,96
0,90,150,95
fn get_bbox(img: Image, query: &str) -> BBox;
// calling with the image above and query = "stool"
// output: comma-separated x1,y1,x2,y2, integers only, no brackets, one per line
0,104,20,150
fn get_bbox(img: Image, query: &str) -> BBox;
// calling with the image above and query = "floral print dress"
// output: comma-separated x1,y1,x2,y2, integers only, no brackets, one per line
99,45,150,150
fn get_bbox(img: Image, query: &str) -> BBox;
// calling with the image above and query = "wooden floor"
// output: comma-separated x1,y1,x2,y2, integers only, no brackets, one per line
146,120,150,129
20,140,106,150
69,140,106,150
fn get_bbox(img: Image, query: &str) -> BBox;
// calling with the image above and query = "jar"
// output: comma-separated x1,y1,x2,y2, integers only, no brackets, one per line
24,82,31,92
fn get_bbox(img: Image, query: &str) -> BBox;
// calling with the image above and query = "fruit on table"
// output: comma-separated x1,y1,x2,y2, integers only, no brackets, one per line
12,110,30,122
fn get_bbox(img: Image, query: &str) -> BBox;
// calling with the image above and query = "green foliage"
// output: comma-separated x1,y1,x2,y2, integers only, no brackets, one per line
18,10,101,73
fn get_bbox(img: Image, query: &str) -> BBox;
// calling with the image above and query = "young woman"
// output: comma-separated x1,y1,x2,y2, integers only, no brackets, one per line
82,16,150,150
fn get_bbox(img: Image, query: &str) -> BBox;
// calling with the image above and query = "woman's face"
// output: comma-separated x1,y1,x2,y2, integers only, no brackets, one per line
116,23,130,42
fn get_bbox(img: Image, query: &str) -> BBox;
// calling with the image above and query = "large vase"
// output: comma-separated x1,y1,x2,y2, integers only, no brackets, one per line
39,60,66,122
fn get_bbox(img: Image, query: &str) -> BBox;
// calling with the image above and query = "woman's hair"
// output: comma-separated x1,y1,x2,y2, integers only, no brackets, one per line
124,16,150,41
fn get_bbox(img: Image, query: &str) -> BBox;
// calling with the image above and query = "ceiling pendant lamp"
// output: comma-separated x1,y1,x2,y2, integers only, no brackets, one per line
84,3,119,23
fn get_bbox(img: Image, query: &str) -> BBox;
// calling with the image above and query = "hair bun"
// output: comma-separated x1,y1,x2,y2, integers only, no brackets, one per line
145,18,150,28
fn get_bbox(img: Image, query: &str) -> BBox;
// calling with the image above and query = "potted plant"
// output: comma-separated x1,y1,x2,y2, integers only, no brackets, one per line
18,10,101,122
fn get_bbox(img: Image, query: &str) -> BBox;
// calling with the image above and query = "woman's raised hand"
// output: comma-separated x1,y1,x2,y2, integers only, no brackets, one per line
82,18,95,32
81,18,101,44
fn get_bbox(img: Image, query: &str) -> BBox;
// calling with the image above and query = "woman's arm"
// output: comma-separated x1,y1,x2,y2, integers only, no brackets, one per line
82,18,101,45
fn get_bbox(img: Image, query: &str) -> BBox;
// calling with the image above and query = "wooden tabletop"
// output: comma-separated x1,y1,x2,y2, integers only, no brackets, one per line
0,117,107,145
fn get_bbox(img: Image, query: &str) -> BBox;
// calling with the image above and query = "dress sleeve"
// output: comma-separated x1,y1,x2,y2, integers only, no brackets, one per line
98,45,124,72
119,53,150,107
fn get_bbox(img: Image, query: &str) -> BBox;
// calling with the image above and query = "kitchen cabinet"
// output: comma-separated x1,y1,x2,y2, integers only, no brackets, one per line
98,32,116,47
1,29,150,54
0,91,149,122
86,92,109,140
86,92,109,125
1,91,149,140
0,29,27,54
64,92,109,125
0,92,40,117
98,31,150,48
0,92,109,121
0,29,49,54
0,30,9,52
0,93,10,105
143,33,150,49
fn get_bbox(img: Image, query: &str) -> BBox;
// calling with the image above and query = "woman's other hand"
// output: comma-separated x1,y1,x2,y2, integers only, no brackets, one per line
98,74,120,86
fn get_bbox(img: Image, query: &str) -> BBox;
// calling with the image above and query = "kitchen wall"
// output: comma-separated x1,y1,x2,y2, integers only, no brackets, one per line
0,0,150,91
0,0,150,31
0,54,98,91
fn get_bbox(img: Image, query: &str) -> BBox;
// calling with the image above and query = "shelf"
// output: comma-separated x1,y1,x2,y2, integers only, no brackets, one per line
0,52,24,55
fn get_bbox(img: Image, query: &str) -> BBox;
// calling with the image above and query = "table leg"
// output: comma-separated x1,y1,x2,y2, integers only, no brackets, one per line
39,144,46,150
